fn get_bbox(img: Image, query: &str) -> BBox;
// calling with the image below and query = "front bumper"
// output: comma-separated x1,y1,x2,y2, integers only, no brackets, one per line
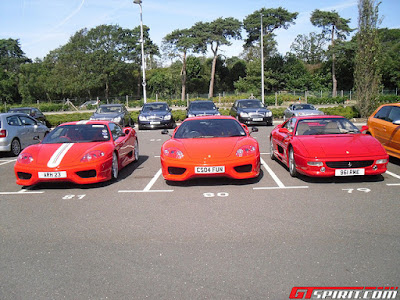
161,155,260,181
14,157,113,186
238,116,273,126
293,153,389,177
138,120,174,129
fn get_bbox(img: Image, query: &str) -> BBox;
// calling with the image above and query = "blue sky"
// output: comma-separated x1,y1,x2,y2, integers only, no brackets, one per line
1,0,399,62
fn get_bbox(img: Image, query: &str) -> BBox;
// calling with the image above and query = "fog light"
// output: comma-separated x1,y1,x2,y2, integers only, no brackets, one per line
320,167,326,172
373,165,378,170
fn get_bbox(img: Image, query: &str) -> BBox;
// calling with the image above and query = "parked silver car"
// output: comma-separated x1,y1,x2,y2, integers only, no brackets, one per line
0,113,50,156
283,103,324,121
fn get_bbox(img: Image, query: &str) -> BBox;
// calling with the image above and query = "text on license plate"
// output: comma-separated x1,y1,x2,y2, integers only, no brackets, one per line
150,121,160,125
335,169,365,176
38,171,67,179
195,166,225,174
252,118,263,121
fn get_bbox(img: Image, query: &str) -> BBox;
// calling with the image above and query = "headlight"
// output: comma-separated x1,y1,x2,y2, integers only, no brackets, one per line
113,117,122,123
81,150,105,162
236,145,257,157
89,117,95,120
163,147,184,159
139,115,147,121
307,161,323,166
376,159,388,164
188,114,195,118
215,112,221,116
240,112,249,118
164,114,172,120
265,111,272,117
17,153,33,164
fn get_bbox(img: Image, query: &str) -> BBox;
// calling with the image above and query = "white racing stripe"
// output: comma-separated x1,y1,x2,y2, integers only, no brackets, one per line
47,143,74,168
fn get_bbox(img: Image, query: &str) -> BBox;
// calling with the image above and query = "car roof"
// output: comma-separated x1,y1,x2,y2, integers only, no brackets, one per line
190,100,214,103
184,115,235,121
0,112,34,117
99,104,123,107
9,107,36,110
377,102,400,107
294,115,346,121
56,120,113,126
237,99,261,102
144,102,168,105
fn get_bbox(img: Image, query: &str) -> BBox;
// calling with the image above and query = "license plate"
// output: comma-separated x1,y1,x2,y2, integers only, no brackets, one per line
195,166,225,174
150,121,160,125
335,169,365,176
252,118,263,121
38,171,67,179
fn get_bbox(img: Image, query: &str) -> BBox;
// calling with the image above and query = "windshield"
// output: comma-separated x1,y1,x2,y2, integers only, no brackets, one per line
293,104,315,110
42,124,110,143
238,100,263,109
174,119,246,139
97,106,122,114
142,103,168,112
295,118,360,136
189,102,216,111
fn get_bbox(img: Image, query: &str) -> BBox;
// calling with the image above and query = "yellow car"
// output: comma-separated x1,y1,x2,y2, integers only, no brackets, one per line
367,103,400,159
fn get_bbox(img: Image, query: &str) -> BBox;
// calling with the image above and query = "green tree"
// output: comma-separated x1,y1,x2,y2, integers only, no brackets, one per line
354,0,382,117
192,17,242,98
162,28,204,101
0,38,30,103
311,9,353,97
379,28,400,90
290,32,327,64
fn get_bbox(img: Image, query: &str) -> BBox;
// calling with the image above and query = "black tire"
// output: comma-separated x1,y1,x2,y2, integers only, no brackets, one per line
288,147,297,177
269,137,275,160
10,138,21,156
111,152,119,180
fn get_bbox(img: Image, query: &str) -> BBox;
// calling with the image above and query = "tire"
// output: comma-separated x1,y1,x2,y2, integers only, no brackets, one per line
111,152,119,180
269,137,275,160
134,139,139,161
10,138,21,156
288,147,297,177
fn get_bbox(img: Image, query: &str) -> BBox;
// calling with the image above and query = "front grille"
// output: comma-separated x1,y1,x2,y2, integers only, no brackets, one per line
248,113,264,118
148,116,162,121
326,160,374,169
76,170,97,178
17,172,32,180
234,164,253,173
168,167,186,175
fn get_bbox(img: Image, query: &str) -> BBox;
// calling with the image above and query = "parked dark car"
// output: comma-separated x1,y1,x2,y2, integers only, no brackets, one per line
138,102,175,130
90,104,133,127
8,107,48,125
229,99,273,126
186,100,220,118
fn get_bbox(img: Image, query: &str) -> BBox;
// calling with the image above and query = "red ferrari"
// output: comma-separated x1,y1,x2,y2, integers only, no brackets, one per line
160,116,260,181
14,120,139,186
269,115,388,177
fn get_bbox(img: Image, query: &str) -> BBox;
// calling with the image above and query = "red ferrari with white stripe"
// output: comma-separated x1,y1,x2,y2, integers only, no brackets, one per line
14,120,139,186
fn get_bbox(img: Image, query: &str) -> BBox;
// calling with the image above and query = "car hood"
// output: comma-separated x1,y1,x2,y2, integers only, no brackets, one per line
32,142,109,167
297,134,386,158
239,108,270,113
92,112,122,119
173,137,245,159
140,111,168,117
188,110,219,115
293,110,323,116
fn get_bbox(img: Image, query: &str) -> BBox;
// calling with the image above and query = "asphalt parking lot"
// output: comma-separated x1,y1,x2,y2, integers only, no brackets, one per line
1,125,399,299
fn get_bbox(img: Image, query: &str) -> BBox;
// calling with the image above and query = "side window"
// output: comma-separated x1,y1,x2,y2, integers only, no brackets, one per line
374,106,392,121
7,115,22,126
388,106,400,122
19,116,36,126
109,123,123,140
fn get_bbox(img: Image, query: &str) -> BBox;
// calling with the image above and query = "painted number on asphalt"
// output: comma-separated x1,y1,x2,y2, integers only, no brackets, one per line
203,192,229,198
62,194,86,200
342,188,371,194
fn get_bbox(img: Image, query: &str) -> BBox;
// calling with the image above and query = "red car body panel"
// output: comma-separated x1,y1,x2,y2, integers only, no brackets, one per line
14,121,138,185
161,116,260,181
270,115,388,177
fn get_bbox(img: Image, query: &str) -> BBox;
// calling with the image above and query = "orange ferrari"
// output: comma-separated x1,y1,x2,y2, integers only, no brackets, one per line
14,120,139,186
160,116,260,181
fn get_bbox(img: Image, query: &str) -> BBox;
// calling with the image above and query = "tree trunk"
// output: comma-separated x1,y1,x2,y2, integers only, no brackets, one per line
181,51,187,102
331,25,337,97
208,44,219,99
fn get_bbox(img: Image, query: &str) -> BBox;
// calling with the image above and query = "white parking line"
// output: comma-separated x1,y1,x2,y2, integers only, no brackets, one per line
0,190,44,195
0,159,17,166
386,170,400,180
253,157,308,190
118,168,173,193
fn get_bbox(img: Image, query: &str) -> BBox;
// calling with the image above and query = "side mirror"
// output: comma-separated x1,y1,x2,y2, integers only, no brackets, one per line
393,120,400,125
124,128,131,135
360,125,369,133
278,127,291,134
